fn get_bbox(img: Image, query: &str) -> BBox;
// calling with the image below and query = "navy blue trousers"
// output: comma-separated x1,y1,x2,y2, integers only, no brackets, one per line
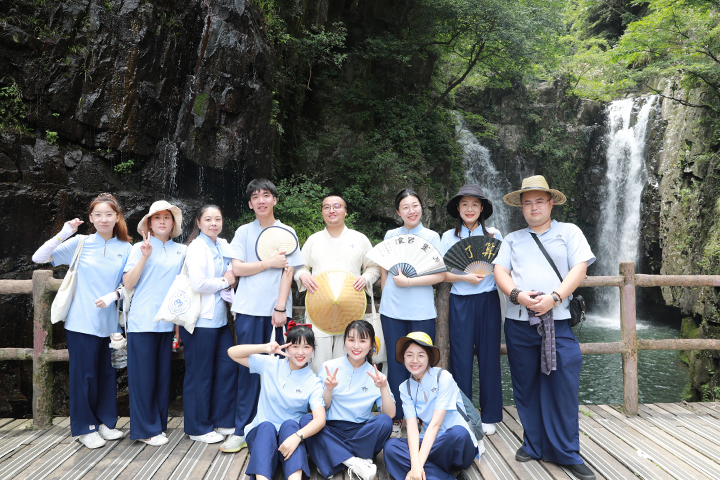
234,314,284,436
66,330,118,437
504,318,583,465
380,315,435,421
246,420,310,480
127,331,173,439
300,414,393,477
383,426,477,480
180,325,237,436
449,292,503,423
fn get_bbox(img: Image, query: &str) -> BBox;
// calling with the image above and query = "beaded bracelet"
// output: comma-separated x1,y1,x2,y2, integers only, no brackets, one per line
510,288,521,305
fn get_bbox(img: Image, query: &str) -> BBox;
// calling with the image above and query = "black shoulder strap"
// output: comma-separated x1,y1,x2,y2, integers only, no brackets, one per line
529,233,563,282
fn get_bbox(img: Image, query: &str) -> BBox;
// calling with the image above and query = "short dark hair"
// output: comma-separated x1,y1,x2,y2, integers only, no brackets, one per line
286,325,316,350
246,178,278,202
394,188,423,211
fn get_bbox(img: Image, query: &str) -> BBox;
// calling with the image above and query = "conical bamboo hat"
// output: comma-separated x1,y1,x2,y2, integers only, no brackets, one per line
306,270,367,335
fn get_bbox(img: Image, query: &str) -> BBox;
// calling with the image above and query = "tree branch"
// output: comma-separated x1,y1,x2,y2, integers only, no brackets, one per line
643,81,718,113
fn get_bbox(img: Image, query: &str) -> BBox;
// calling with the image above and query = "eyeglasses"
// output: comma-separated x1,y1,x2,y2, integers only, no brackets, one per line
322,203,344,212
399,203,421,213
522,199,549,208
91,212,117,220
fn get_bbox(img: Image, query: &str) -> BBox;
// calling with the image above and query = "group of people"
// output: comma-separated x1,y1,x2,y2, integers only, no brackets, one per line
31,174,597,480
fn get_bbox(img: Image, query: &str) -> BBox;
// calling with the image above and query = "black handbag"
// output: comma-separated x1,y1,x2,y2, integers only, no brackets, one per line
529,233,586,328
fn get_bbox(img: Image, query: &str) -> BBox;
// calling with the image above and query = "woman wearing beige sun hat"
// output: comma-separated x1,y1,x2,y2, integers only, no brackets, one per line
122,200,186,446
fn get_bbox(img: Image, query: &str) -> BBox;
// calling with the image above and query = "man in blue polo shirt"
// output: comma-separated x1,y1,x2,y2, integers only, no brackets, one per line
493,175,596,480
221,178,304,453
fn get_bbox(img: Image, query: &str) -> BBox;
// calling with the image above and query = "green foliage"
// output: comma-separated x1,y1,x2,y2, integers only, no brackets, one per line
0,79,29,134
114,159,135,174
45,130,58,145
193,93,208,117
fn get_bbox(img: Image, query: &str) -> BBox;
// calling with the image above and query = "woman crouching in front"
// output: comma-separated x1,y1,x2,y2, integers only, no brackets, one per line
227,324,326,480
383,333,479,480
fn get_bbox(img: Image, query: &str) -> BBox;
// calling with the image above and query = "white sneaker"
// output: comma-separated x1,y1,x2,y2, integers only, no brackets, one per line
347,460,377,480
98,424,124,440
391,419,403,438
476,439,486,459
481,423,496,435
140,434,169,446
189,431,224,443
215,427,235,435
78,432,107,449
219,434,246,452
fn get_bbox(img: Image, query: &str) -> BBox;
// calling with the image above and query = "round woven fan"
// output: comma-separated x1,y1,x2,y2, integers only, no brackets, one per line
306,270,367,335
255,226,299,261
366,234,446,278
443,236,502,274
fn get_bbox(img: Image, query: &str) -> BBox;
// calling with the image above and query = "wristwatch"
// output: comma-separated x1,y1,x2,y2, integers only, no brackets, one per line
295,431,304,441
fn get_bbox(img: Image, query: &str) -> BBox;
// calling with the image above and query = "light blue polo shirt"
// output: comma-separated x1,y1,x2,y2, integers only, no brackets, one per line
400,367,477,447
493,220,595,321
196,232,231,329
379,223,442,320
245,354,324,433
123,236,185,332
441,226,503,296
320,356,393,423
52,233,131,337
229,219,304,317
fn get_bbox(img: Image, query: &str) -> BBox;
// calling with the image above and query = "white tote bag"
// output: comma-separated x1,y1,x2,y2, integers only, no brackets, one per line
153,260,202,333
51,235,86,324
364,287,387,367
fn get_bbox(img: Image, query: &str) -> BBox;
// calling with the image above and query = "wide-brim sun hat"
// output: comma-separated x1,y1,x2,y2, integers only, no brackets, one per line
305,270,367,335
446,184,493,219
137,200,183,238
395,332,440,367
503,175,567,207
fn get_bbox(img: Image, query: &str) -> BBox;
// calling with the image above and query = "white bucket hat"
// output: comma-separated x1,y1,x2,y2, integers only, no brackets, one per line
137,200,183,238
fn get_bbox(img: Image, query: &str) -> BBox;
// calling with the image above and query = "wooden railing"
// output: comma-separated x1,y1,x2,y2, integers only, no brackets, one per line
2,261,720,428
435,261,720,415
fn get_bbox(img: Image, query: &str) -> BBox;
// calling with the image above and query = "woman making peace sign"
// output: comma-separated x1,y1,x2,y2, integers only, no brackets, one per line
302,320,395,480
227,324,326,480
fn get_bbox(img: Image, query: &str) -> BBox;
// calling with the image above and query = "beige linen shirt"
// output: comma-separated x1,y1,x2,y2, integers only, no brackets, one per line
294,226,381,338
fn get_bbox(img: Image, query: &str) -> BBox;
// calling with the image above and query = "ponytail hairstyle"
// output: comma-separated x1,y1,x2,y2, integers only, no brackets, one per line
344,319,376,366
186,204,222,245
87,193,132,243
394,188,423,211
286,324,316,351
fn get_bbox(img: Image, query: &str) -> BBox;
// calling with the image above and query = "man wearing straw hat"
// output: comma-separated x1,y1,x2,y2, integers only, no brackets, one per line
493,175,596,480
294,195,381,373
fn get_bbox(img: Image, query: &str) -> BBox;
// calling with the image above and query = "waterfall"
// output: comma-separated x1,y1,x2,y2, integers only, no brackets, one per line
453,112,512,231
595,96,659,315
160,140,179,194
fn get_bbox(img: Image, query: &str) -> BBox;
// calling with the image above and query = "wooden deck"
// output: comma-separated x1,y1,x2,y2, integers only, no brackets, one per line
2,402,720,480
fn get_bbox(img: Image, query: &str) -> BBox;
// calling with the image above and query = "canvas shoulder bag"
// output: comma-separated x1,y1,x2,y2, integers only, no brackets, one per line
153,250,202,333
51,235,86,324
529,233,586,328
363,286,387,368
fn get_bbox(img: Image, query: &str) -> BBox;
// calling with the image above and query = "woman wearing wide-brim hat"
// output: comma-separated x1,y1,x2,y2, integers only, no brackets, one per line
122,200,185,446
383,333,480,480
440,184,503,436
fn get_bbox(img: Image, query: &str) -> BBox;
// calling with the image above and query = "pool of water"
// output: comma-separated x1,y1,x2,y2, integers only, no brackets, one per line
471,314,689,407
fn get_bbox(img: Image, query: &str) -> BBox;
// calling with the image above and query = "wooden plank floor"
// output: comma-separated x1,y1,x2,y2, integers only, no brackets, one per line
2,402,720,479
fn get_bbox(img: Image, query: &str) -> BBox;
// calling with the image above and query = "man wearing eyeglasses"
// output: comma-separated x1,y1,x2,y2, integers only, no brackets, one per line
294,195,381,373
492,176,597,480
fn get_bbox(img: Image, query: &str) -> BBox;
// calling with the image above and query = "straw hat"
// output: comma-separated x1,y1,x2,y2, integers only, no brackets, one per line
503,175,567,207
395,332,440,367
305,270,367,335
137,200,183,238
446,184,493,219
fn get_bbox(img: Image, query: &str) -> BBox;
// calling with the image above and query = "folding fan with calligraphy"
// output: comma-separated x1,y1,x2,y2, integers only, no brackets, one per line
366,234,446,277
443,236,502,276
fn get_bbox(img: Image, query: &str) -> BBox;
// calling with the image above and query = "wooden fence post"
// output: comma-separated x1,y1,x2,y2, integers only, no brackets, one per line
435,282,451,369
619,262,638,415
32,270,54,429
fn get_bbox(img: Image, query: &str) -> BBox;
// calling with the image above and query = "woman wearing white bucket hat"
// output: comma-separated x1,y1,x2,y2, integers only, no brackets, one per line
122,200,185,446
